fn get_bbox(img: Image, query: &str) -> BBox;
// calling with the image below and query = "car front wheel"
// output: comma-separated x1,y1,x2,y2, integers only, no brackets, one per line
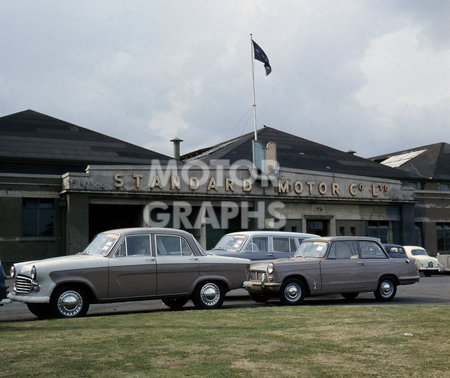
279,278,305,305
374,277,397,301
51,286,90,318
192,281,225,309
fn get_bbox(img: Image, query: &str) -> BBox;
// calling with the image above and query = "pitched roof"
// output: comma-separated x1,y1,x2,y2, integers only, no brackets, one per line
371,143,450,180
0,110,171,174
182,126,420,180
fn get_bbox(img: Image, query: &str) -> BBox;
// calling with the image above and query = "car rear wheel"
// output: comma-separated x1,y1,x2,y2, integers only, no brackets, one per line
26,303,53,319
192,281,225,309
51,286,90,318
374,277,397,301
341,292,359,300
162,297,189,310
279,278,305,305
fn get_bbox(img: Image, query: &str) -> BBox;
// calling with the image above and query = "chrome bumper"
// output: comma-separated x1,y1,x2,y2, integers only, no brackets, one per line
243,280,281,292
8,293,50,304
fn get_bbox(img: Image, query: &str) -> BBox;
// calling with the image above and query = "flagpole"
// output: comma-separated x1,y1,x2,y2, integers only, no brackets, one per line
250,34,258,141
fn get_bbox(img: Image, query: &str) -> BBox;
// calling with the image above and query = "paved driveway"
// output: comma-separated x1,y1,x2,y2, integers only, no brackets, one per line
1,275,449,322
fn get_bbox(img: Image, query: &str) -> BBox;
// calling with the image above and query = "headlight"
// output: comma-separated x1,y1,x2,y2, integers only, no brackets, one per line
10,265,16,278
31,265,37,280
267,263,274,274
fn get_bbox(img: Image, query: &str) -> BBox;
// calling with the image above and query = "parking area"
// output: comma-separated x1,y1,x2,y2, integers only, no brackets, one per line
1,275,449,322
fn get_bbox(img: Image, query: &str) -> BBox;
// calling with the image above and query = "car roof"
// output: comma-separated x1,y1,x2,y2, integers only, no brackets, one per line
304,236,382,243
99,228,193,237
225,231,319,237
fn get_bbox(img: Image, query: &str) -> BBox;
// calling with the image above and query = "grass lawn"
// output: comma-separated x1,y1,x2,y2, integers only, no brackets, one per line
0,305,449,377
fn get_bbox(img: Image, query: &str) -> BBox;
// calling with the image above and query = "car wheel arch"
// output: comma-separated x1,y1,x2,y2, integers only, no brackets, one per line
51,281,97,304
378,274,399,286
190,276,230,295
282,275,311,296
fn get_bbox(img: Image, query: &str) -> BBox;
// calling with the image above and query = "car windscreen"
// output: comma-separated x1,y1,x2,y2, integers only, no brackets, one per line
82,232,120,256
294,241,329,258
411,249,428,256
212,234,248,253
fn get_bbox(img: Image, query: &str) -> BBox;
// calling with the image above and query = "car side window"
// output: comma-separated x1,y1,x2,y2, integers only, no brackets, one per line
181,239,193,256
115,241,126,257
360,241,387,259
290,238,297,252
156,235,193,256
328,241,359,259
273,237,290,252
245,237,268,253
126,235,151,256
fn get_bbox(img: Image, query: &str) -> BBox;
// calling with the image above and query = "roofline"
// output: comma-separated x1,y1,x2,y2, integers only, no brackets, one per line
370,142,447,161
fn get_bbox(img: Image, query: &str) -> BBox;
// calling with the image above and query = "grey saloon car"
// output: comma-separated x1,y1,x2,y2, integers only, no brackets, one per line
243,236,420,304
8,228,250,318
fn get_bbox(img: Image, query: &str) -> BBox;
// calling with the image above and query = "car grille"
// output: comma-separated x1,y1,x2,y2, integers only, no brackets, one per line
14,275,34,294
428,261,433,268
249,271,265,280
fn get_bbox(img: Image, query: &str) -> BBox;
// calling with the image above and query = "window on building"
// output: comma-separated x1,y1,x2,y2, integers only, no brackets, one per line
402,181,422,190
366,221,391,243
438,183,450,192
436,224,450,251
415,224,423,246
22,198,54,237
306,220,328,236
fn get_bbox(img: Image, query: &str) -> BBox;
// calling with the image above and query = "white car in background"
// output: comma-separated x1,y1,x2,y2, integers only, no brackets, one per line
403,246,440,276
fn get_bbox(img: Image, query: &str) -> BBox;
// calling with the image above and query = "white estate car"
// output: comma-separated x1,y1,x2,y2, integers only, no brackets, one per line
403,246,440,276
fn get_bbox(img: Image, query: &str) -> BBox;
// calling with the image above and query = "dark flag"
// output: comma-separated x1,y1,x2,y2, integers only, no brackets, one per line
252,40,272,75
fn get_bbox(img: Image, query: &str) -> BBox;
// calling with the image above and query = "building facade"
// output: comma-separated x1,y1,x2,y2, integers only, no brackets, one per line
0,111,448,270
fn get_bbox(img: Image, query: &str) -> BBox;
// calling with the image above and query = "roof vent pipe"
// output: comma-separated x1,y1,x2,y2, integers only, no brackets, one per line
170,138,183,160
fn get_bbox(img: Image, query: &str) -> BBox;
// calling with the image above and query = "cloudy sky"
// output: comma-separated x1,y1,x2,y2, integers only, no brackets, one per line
1,1,449,158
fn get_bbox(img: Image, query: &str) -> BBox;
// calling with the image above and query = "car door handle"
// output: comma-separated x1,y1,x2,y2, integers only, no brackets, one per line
189,258,199,261
145,258,155,262
357,261,365,266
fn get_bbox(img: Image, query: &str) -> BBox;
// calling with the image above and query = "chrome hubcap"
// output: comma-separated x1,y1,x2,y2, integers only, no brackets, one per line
200,283,220,306
57,290,83,317
285,283,301,301
381,281,393,297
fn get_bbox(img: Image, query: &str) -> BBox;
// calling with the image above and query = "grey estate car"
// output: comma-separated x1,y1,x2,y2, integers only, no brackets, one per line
9,228,250,318
209,231,319,260
243,236,420,304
